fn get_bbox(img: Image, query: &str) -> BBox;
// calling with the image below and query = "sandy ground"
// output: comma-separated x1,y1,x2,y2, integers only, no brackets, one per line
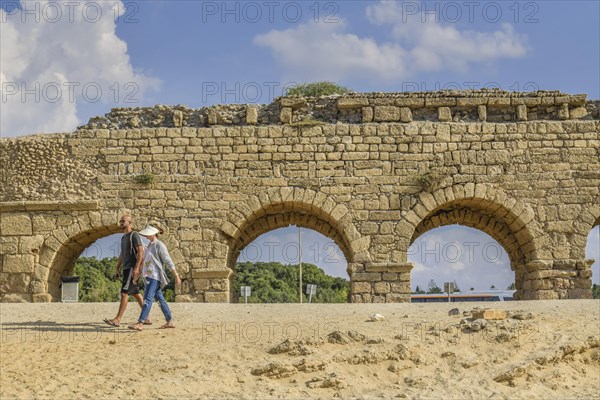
1,300,599,400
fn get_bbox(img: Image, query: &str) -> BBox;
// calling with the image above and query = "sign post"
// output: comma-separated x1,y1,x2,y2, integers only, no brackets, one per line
240,286,251,304
444,282,455,302
306,284,317,303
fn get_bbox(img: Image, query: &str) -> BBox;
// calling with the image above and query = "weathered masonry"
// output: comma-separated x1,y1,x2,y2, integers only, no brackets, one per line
1,90,599,303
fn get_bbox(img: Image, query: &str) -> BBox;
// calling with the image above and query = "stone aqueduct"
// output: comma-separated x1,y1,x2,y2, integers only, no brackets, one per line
0,90,599,303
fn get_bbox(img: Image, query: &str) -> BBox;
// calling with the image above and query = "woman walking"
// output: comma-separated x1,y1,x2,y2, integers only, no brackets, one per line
128,224,181,331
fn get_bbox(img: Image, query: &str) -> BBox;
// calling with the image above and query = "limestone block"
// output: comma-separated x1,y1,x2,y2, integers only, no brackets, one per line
569,106,587,119
361,107,373,122
400,107,413,123
337,98,369,109
374,282,390,294
33,293,53,303
1,214,32,236
478,105,487,121
472,309,508,320
386,293,410,303
30,280,47,294
32,215,57,232
390,282,411,293
19,236,44,254
1,293,32,303
172,110,183,127
204,291,229,303
395,98,425,107
352,272,382,282
209,279,228,291
0,273,31,293
457,98,487,106
351,281,371,294
33,265,50,281
280,107,293,124
280,98,307,108
373,295,387,303
517,105,527,121
558,103,569,120
208,109,219,125
374,106,400,122
0,237,19,254
531,290,560,300
426,98,456,107
3,255,35,273
438,107,452,122
193,279,210,290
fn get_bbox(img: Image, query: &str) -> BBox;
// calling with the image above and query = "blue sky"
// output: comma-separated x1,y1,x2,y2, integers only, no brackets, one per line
2,1,599,291
1,1,599,135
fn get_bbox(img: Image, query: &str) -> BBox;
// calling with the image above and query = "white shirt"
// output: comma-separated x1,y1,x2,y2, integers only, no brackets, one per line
142,241,161,281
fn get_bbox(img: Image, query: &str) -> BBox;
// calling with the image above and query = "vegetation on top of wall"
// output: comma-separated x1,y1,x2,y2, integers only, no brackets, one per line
285,82,352,97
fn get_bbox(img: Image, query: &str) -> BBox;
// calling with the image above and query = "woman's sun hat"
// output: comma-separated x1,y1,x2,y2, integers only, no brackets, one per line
139,225,160,236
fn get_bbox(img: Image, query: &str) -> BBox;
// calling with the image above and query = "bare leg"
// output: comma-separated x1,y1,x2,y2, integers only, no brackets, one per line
107,292,129,325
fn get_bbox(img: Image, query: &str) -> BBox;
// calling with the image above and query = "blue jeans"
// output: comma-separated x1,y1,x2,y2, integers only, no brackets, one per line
138,278,172,323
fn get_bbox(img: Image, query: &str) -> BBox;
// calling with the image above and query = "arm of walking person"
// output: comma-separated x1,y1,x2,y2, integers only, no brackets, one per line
158,242,181,286
132,244,144,281
114,255,122,279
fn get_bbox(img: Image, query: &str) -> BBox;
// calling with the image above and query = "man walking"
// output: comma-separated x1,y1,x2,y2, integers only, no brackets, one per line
104,215,151,327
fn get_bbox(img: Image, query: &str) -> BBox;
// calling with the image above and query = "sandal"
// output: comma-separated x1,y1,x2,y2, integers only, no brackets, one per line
103,318,120,327
143,319,153,325
158,322,175,329
128,323,143,331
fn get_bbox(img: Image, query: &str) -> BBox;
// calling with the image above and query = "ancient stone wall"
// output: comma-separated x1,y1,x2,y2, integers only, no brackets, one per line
1,90,598,303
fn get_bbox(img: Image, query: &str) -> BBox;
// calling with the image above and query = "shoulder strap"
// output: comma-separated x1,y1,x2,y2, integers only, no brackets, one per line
130,232,142,256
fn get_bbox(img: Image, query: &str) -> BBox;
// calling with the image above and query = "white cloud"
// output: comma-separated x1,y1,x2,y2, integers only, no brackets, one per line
0,1,160,137
254,0,527,82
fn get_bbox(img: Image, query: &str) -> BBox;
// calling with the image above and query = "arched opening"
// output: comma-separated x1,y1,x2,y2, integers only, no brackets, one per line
224,200,356,303
409,225,514,296
587,222,599,299
231,226,349,303
42,225,121,300
408,196,536,299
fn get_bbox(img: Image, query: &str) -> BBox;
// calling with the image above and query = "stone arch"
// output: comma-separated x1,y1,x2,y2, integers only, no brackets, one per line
37,222,121,301
219,187,369,293
571,196,600,260
396,184,545,299
399,184,544,266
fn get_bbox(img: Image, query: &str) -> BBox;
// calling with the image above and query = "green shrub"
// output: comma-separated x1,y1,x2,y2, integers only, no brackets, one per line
135,172,155,185
285,82,351,97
